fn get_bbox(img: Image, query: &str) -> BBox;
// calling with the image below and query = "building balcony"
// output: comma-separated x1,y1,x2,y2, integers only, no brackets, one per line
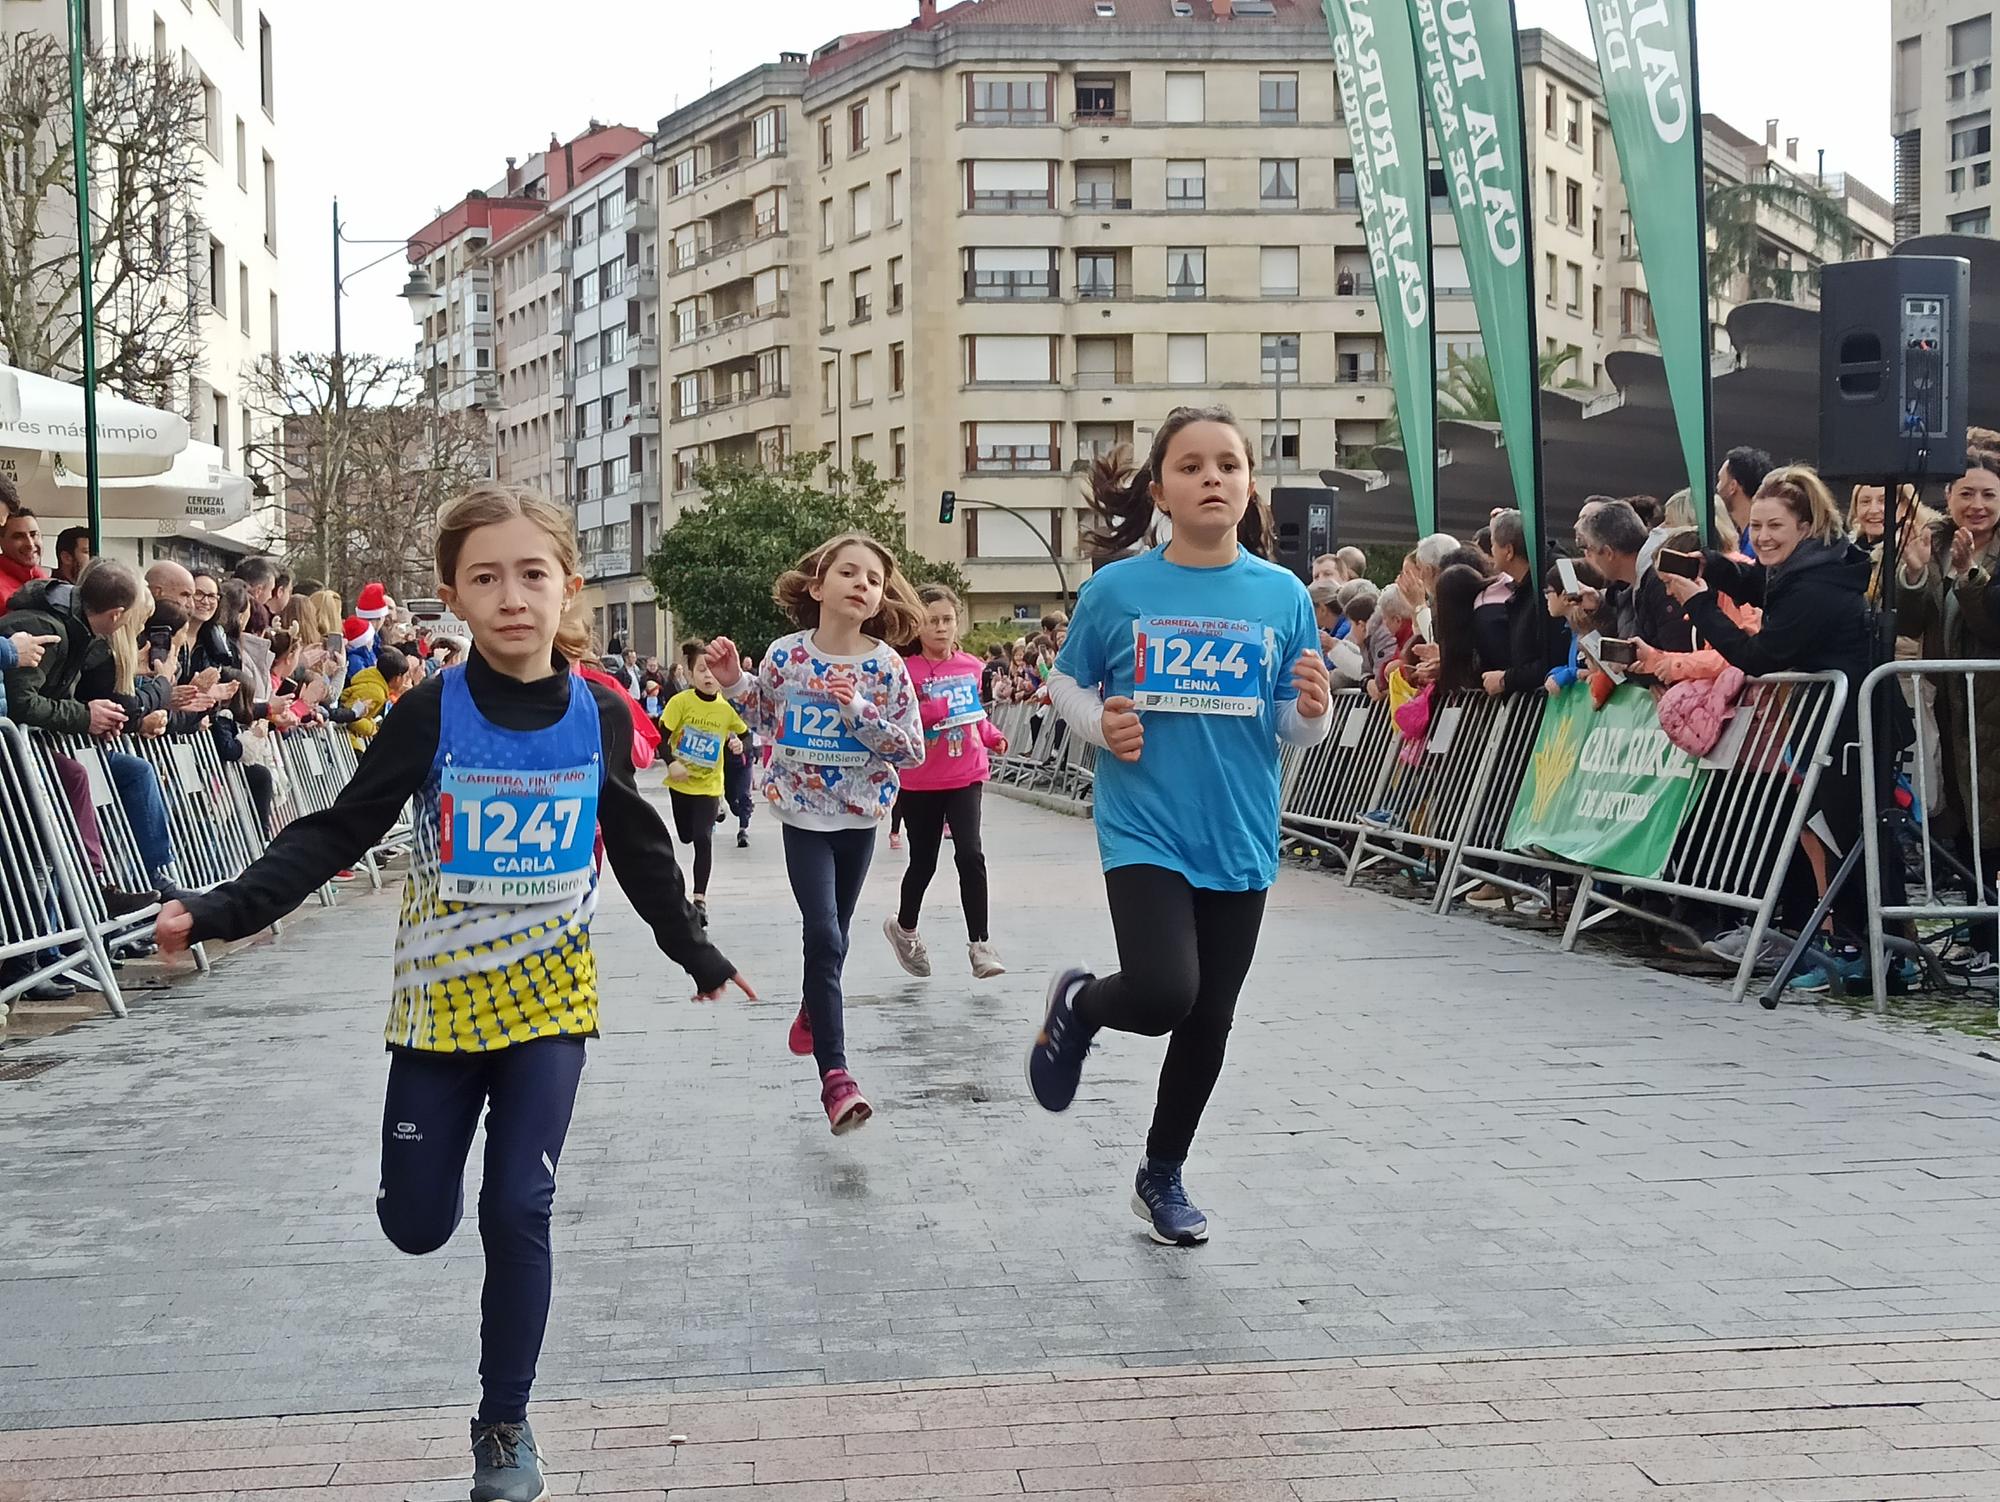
621,199,658,234
966,444,1061,474
1075,282,1134,302
672,382,792,424
968,190,1056,213
550,301,567,333
561,438,578,462
581,547,632,581
1071,109,1131,125
1334,367,1383,385
637,471,662,507
632,334,661,367
620,402,662,438
631,265,660,298
965,270,1057,300
1071,193,1132,211
1072,367,1133,389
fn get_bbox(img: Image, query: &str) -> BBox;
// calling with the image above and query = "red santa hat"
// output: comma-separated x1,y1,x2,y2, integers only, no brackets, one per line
342,616,373,646
354,582,389,621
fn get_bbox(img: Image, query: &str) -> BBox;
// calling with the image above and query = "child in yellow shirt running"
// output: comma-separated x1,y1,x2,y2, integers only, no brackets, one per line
660,639,749,917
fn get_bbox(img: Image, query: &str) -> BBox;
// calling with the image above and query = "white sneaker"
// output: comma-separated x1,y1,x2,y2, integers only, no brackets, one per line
968,941,1007,979
883,915,931,977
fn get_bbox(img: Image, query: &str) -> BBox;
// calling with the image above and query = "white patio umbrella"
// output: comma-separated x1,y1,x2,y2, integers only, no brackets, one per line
46,440,252,525
0,363,189,478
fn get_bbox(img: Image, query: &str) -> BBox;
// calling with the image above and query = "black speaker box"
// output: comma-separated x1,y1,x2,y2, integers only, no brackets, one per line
1269,485,1337,584
1819,256,1971,480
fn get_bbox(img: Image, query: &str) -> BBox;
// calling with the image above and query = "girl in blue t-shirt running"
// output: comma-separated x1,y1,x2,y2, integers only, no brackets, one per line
1028,406,1334,1246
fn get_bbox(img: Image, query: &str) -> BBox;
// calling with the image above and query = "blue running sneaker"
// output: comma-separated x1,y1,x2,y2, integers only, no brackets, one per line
1786,949,1865,996
471,1418,549,1502
1132,1158,1209,1246
1027,967,1094,1112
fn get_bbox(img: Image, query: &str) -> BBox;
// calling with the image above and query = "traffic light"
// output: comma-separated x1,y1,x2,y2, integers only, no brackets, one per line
939,489,956,525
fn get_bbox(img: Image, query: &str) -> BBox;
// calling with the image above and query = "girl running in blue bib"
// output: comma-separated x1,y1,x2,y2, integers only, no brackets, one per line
706,533,925,1134
1027,407,1333,1246
156,485,755,1502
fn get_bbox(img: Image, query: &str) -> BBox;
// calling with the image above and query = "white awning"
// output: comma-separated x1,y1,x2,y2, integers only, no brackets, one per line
31,441,253,526
0,365,189,477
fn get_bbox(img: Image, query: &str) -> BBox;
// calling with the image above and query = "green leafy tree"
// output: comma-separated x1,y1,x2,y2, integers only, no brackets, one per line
645,452,968,654
1704,175,1854,304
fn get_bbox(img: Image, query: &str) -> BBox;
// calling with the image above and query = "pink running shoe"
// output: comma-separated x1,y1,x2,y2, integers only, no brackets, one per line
788,1005,813,1057
821,1069,873,1134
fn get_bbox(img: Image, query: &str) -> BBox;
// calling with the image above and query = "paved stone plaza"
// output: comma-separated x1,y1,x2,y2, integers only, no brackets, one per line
9,795,2000,1498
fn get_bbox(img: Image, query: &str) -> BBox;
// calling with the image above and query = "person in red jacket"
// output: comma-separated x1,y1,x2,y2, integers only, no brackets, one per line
0,506,50,609
881,583,1010,981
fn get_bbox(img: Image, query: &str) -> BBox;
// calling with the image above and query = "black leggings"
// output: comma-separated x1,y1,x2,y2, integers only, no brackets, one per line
668,790,719,895
1073,865,1267,1163
375,1036,587,1425
897,783,988,941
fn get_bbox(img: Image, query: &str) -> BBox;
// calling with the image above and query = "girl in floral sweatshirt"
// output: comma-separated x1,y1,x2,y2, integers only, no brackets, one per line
881,584,1010,984
706,533,925,1133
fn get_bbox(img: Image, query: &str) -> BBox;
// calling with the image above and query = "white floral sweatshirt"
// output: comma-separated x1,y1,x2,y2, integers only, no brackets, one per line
726,629,924,830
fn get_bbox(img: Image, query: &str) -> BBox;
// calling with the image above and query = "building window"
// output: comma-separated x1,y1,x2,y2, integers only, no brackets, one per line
1336,160,1358,208
675,449,698,492
574,269,597,310
851,350,874,404
1167,333,1206,385
1950,208,1993,233
754,107,782,158
237,262,249,332
1260,420,1300,468
889,256,904,311
1544,167,1558,223
886,84,905,139
1076,251,1116,298
819,279,834,330
966,247,1054,299
891,427,906,479
1951,112,1991,160
267,290,279,358
819,197,833,249
1951,14,1991,66
1592,124,1604,175
850,267,871,323
1980,159,1994,187
201,74,220,155
1591,283,1603,333
258,12,274,116
1564,178,1582,230
849,183,872,238
1075,76,1119,120
572,207,594,243
887,169,904,225
1260,158,1298,207
1260,245,1299,297
1951,165,1967,192
1543,83,1556,135
1590,206,1601,254
675,374,700,419
969,74,1050,125
1260,333,1299,377
233,116,245,188
1565,261,1582,312
208,236,225,312
891,342,905,394
848,99,869,153
1565,95,1583,147
674,300,698,344
1166,246,1205,299
817,116,832,167
967,159,1055,211
1544,251,1556,307
1259,72,1298,124
1164,71,1204,123
1621,287,1656,338
1166,159,1205,209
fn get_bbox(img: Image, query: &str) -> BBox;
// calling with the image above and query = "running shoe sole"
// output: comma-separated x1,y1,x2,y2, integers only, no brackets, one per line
883,914,931,977
1025,967,1091,1112
829,1096,873,1134
1130,1191,1208,1246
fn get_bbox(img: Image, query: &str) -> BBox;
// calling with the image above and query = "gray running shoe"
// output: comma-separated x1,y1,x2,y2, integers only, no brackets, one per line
471,1418,548,1502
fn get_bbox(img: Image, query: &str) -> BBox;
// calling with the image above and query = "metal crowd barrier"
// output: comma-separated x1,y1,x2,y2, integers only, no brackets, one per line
1275,672,1850,1004
988,699,1097,804
1861,659,2000,1013
1,716,362,1021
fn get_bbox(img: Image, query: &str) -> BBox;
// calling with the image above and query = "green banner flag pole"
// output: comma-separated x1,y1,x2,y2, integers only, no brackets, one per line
1405,0,1544,578
1587,0,1714,544
66,0,102,556
1322,0,1437,538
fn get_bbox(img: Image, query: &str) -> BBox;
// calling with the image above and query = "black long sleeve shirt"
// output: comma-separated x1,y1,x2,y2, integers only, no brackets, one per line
184,649,736,994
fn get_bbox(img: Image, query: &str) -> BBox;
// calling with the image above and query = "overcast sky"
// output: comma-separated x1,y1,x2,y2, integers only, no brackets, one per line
281,0,1892,361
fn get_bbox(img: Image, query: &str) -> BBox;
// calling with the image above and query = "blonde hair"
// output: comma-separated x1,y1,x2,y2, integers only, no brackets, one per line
1754,465,1846,545
1664,489,1697,532
109,585,153,696
434,483,590,663
772,532,925,645
1846,482,1932,535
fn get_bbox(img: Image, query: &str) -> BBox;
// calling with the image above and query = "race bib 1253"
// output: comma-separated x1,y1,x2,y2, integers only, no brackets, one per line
1131,616,1263,716
439,764,597,904
930,673,985,730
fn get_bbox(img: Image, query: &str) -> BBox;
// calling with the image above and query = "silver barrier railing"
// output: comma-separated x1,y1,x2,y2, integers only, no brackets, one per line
1344,689,1515,886
1279,688,1397,868
1434,691,1553,911
1861,659,2000,1013
0,718,127,1015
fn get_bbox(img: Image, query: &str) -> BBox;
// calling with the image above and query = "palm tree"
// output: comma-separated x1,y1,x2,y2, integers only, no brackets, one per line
1370,345,1585,459
1704,173,1854,305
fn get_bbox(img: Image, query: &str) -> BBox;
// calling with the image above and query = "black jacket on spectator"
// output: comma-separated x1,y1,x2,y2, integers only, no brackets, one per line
0,578,106,734
1607,569,1693,653
1501,578,1570,693
191,621,247,685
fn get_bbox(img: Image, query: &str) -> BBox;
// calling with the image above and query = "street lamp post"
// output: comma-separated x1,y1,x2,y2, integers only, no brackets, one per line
65,0,102,554
819,344,843,489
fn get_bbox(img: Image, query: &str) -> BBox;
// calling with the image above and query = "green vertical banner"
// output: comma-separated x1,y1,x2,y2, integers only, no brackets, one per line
1406,0,1542,576
1587,0,1713,537
1323,0,1437,536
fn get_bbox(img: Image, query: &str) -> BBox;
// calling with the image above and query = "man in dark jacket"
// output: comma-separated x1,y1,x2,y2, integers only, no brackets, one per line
1478,510,1569,694
0,565,184,893
1579,499,1693,653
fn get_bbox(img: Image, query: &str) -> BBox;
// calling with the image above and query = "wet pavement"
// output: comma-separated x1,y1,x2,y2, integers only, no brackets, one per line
9,789,2000,1452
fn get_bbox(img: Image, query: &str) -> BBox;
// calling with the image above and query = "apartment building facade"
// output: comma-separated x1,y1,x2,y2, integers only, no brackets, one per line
1893,1,1997,238
3,0,285,545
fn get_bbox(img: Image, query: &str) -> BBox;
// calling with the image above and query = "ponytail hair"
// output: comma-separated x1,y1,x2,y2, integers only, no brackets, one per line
1082,404,1272,560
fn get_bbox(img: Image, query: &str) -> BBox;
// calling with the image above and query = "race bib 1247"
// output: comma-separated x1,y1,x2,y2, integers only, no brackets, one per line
438,764,597,904
1131,616,1263,716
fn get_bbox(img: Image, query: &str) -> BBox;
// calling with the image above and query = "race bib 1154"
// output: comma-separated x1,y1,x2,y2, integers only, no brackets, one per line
1131,616,1263,716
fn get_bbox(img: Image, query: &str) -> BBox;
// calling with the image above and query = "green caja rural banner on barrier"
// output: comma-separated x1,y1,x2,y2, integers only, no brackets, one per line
1504,683,1707,878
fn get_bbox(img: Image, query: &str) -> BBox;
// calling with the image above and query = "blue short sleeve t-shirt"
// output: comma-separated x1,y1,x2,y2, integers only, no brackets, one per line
1055,546,1318,891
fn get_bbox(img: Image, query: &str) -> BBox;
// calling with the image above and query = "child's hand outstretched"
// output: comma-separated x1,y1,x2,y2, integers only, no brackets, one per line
705,637,743,688
693,971,759,1003
155,899,194,954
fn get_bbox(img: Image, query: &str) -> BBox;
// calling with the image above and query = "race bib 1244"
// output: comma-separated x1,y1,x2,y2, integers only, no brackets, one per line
1131,616,1263,716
